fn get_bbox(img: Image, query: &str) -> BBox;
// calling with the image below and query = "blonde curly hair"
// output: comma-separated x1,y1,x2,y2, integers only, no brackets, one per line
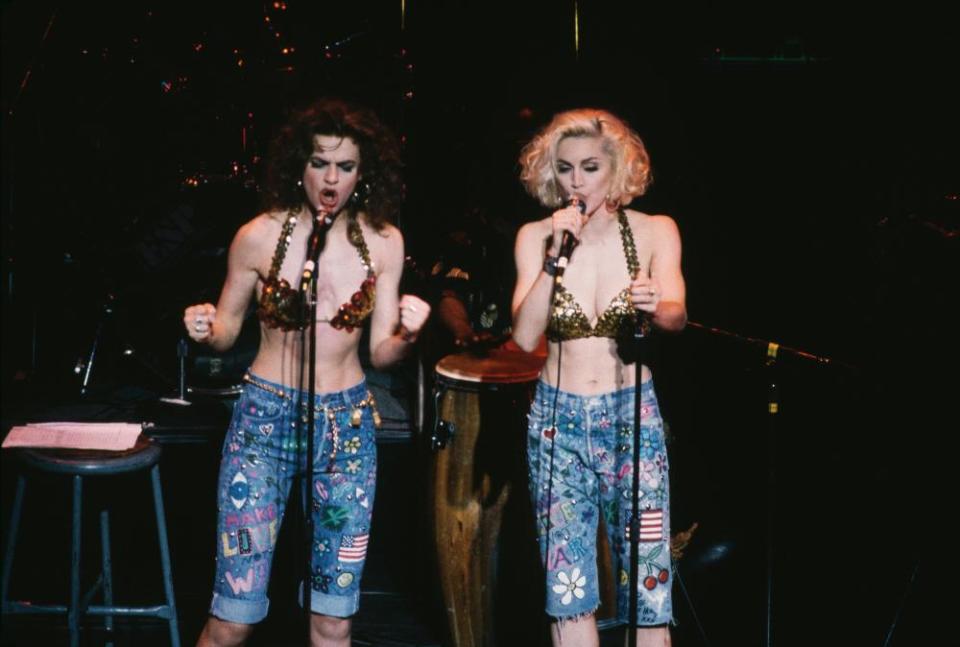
519,108,652,208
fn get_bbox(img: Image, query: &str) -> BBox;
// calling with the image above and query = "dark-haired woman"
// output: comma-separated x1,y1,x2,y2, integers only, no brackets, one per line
184,98,429,647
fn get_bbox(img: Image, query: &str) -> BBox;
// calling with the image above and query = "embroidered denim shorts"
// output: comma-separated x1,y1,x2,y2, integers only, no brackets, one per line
526,380,672,625
210,373,378,624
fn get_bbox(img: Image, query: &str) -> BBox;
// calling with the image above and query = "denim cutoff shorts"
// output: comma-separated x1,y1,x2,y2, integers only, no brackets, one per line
526,379,672,625
209,372,378,623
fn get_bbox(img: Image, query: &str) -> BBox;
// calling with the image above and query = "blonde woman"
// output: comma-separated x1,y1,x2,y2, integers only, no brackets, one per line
512,108,686,647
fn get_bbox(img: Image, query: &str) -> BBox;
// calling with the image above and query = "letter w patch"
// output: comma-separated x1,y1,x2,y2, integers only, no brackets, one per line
225,568,255,595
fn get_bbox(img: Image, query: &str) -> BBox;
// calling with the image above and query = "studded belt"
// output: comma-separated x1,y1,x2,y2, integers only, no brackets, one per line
242,373,381,460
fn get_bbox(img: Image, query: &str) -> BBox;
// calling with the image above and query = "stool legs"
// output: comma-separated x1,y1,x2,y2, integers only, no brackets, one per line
2,463,180,646
151,464,181,647
100,508,115,646
1,474,26,610
69,474,82,647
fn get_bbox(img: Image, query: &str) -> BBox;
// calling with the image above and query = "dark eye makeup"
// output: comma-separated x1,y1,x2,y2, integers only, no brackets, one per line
308,158,357,171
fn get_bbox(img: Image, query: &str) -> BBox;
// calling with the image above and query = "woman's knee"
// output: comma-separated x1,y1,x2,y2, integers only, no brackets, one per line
311,614,351,641
200,617,254,646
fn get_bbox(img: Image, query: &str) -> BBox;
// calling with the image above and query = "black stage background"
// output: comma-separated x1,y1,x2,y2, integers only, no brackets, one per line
2,2,956,646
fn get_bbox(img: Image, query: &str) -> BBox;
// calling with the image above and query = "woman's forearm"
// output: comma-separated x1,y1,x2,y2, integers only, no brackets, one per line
651,300,687,333
511,270,555,352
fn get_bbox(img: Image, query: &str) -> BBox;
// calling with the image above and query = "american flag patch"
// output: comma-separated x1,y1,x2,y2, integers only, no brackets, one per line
626,509,664,543
639,509,664,542
338,534,369,563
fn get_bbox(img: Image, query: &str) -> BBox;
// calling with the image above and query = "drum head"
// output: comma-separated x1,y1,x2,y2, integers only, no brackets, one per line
435,348,545,385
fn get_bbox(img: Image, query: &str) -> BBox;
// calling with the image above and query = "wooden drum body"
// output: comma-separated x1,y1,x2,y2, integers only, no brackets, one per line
431,349,544,647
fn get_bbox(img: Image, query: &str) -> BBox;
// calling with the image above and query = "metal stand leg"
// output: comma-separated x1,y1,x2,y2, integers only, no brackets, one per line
1,474,26,609
673,561,712,646
69,475,83,647
159,339,191,406
79,296,115,396
881,559,921,647
100,508,115,646
151,465,180,647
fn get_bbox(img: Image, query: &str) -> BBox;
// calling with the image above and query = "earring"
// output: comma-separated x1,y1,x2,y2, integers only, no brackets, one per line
350,181,372,208
604,193,621,211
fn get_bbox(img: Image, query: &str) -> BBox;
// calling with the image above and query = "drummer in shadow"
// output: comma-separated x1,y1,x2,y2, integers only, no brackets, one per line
425,205,521,363
423,201,522,495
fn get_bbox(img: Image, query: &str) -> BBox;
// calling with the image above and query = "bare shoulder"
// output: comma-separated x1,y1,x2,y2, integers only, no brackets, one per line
516,216,552,248
231,211,284,258
357,215,403,271
624,209,680,242
362,217,403,250
367,217,402,242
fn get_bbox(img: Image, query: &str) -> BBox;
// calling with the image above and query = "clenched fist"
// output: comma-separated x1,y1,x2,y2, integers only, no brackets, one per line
184,303,217,343
398,294,430,342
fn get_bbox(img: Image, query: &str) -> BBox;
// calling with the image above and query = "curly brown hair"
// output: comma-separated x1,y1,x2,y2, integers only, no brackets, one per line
262,98,402,230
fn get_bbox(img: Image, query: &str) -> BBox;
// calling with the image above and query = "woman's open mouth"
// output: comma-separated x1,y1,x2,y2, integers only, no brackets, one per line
318,189,339,210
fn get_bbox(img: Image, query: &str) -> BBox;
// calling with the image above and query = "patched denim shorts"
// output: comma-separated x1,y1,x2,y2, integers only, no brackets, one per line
526,380,672,625
209,372,378,624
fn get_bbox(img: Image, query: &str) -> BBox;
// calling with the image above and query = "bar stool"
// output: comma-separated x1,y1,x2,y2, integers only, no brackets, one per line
1,435,180,647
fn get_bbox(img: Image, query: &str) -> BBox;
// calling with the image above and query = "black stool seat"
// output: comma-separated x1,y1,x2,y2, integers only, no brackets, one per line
2,435,181,647
18,435,162,475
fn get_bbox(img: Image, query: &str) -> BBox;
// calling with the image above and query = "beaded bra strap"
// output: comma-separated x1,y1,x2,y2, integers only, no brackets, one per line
267,211,299,282
618,209,653,336
347,217,375,277
618,209,640,280
267,211,374,281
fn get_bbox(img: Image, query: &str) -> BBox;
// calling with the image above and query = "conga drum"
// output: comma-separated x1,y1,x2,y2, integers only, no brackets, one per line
432,348,543,647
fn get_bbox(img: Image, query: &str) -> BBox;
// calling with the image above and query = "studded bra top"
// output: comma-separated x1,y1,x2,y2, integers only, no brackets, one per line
546,209,646,341
257,212,376,332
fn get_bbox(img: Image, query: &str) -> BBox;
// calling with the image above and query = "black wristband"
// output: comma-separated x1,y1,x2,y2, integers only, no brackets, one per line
543,255,559,276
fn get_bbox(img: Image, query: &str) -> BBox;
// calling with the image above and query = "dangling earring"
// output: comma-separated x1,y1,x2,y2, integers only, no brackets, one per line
350,181,372,209
604,193,621,212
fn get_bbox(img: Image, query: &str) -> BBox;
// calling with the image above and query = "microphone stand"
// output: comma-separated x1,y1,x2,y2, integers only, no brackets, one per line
77,294,115,396
684,321,858,647
158,339,191,406
299,210,329,636
539,202,582,643
627,316,648,647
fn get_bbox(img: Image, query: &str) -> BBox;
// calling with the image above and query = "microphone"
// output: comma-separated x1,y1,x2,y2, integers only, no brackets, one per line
554,197,586,285
300,211,334,293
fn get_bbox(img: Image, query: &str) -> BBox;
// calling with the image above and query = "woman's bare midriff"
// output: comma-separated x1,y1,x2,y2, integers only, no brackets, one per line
539,336,653,395
248,321,366,393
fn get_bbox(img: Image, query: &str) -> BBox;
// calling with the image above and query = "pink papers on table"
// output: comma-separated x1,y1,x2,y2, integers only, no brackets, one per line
2,422,143,451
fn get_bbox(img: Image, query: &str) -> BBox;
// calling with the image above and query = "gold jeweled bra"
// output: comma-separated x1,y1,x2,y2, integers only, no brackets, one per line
546,209,646,341
257,211,377,332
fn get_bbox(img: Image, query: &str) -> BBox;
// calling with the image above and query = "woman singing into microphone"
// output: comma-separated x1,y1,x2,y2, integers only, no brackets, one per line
512,109,686,647
183,98,429,647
